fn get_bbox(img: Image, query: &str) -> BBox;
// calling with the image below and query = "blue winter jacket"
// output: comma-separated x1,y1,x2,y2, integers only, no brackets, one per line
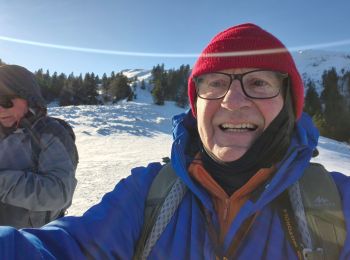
0,111,349,260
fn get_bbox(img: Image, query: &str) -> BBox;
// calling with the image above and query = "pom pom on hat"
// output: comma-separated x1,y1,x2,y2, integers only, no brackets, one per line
188,23,304,120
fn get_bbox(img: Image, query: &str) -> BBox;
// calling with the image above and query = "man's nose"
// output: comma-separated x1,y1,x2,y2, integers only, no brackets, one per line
221,80,251,110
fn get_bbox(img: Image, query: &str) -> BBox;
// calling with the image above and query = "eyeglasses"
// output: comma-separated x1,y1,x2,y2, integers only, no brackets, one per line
0,95,15,108
193,69,288,100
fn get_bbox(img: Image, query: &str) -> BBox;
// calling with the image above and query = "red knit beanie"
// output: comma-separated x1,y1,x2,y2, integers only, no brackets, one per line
188,23,304,120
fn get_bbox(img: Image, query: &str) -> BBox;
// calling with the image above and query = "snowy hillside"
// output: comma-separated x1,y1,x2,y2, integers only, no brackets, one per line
292,50,350,95
47,87,350,216
294,50,350,79
121,69,152,82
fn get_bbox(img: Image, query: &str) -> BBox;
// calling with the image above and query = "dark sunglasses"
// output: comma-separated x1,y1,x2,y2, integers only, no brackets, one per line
0,96,15,109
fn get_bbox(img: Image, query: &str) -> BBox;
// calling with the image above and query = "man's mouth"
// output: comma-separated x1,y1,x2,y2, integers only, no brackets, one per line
219,123,258,132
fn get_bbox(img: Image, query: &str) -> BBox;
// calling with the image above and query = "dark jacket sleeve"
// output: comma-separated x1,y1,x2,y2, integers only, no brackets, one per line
0,120,77,211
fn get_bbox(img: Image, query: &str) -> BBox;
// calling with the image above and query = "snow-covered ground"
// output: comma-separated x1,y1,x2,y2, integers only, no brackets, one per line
48,87,350,216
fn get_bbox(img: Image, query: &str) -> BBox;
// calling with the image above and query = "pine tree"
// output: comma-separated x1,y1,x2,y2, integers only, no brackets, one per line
175,84,188,108
152,79,165,105
141,79,146,90
59,73,75,106
72,74,84,105
110,71,116,80
176,65,190,108
151,64,167,105
57,73,67,98
320,68,349,141
102,73,109,94
36,69,52,101
304,80,322,117
50,72,65,100
34,69,45,96
165,69,177,100
151,64,165,82
82,73,98,105
108,73,131,102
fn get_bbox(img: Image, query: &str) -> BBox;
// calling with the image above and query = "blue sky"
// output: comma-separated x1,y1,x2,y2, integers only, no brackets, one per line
0,0,349,76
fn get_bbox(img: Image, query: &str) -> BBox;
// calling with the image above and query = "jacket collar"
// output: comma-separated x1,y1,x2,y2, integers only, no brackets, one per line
170,110,319,212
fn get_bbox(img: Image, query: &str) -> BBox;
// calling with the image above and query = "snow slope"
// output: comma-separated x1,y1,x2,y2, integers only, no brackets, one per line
48,87,350,216
292,50,350,95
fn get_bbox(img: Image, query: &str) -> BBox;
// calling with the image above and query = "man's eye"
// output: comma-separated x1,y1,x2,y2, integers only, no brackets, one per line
208,80,226,88
252,79,269,87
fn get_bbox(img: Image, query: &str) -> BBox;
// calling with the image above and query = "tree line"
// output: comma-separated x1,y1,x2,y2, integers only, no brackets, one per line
34,69,135,106
32,64,191,108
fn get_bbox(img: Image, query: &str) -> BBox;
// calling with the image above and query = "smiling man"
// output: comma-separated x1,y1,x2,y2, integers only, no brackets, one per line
195,68,286,162
0,23,348,260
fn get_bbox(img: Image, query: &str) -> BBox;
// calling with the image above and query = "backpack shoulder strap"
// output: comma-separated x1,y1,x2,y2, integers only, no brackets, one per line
280,162,346,260
143,163,178,223
30,116,78,167
134,162,187,260
298,163,346,259
51,117,76,141
28,116,48,166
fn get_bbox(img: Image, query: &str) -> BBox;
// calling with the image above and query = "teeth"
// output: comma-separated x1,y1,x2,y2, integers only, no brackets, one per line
221,123,256,130
224,128,249,132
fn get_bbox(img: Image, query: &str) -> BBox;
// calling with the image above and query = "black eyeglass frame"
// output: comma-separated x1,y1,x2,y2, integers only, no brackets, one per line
193,69,289,100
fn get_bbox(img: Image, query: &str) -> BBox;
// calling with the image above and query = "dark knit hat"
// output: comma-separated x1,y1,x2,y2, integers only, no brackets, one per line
188,23,304,120
0,65,46,109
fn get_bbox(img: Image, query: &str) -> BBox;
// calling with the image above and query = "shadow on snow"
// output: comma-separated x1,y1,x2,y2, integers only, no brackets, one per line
48,102,174,137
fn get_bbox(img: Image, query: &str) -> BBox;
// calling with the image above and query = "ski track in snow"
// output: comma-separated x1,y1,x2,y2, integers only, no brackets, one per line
48,88,350,216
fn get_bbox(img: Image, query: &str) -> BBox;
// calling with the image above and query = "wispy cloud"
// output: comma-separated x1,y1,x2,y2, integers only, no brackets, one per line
0,35,349,58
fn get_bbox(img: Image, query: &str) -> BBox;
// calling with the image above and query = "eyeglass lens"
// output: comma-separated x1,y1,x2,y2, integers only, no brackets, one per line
195,70,285,99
